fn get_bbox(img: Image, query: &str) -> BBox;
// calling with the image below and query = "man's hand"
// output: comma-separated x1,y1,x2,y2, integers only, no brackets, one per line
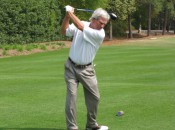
65,5,74,13
62,5,84,32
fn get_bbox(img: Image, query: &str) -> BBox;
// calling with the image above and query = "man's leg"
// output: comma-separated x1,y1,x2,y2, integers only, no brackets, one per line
83,86,100,128
64,59,79,130
77,65,100,128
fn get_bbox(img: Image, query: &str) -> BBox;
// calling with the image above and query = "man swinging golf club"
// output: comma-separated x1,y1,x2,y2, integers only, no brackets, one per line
61,5,110,130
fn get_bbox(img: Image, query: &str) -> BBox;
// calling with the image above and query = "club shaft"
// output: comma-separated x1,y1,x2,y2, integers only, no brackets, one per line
76,8,94,12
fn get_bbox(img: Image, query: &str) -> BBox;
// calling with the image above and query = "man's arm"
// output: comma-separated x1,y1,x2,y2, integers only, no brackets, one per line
67,11,84,31
60,6,84,35
60,13,70,35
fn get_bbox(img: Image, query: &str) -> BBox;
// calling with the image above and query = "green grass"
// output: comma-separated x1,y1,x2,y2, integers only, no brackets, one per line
0,37,175,130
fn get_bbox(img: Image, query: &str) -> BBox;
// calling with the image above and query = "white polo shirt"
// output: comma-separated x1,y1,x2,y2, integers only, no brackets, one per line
66,21,105,65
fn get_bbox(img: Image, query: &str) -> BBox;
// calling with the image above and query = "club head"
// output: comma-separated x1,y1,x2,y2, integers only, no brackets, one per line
109,13,117,20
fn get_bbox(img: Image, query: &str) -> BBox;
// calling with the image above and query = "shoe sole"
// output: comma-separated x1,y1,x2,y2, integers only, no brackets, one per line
86,126,108,130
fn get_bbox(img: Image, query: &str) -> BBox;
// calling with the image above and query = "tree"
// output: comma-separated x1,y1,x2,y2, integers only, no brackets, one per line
161,0,175,35
174,2,175,34
135,0,164,36
126,0,136,38
107,0,136,38
147,3,151,36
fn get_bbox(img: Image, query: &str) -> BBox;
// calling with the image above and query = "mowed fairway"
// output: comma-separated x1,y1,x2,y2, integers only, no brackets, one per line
0,37,175,130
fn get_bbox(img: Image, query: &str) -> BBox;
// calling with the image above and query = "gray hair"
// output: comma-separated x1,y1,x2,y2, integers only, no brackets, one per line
89,8,110,21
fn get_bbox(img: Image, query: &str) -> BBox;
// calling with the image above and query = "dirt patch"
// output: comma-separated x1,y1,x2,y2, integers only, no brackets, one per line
103,34,175,46
0,43,64,58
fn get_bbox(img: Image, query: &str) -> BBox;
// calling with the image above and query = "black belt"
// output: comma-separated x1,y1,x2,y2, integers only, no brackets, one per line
68,57,92,68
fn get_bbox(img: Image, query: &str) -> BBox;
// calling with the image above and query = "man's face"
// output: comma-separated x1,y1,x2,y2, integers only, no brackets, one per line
90,16,108,30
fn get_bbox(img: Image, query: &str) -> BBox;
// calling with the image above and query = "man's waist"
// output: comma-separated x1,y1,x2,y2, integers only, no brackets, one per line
68,57,92,68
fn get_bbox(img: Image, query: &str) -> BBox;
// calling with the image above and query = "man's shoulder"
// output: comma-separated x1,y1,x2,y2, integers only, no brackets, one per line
82,21,90,25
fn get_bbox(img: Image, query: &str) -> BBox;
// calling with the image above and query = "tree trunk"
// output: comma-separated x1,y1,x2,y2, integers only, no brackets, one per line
128,14,132,38
147,3,151,36
174,4,175,34
174,20,175,34
109,21,113,40
162,8,168,35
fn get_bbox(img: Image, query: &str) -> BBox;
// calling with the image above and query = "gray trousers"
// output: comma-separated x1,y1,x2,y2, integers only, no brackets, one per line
64,59,100,130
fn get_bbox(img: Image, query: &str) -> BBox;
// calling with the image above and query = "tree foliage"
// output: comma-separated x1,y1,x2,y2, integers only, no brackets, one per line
0,0,62,44
0,0,175,43
59,0,109,21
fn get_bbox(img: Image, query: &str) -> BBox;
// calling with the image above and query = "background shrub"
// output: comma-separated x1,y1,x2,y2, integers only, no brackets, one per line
0,0,62,44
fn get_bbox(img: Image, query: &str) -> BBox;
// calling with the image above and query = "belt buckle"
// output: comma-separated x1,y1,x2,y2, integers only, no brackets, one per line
74,64,79,67
80,65,86,69
75,64,86,69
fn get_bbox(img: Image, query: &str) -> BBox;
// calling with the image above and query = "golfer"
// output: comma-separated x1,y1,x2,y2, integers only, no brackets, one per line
61,5,110,130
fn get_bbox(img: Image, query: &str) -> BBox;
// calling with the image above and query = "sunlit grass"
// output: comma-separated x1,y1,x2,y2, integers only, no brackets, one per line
0,37,175,130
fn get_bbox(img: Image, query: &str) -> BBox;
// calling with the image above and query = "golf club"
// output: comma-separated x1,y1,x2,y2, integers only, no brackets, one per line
75,8,117,20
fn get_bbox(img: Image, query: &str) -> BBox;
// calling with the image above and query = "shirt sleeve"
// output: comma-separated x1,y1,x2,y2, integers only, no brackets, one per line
66,23,76,37
83,26,105,46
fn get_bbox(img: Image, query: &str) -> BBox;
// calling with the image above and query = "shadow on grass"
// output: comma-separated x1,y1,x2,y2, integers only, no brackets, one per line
0,128,66,130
